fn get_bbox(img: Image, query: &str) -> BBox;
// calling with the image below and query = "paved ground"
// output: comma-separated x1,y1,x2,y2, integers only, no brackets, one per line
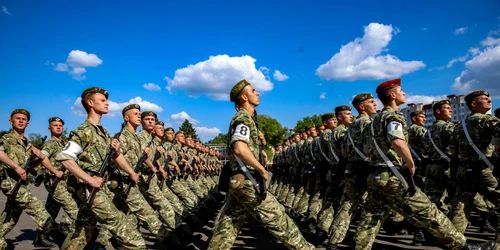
0,185,495,249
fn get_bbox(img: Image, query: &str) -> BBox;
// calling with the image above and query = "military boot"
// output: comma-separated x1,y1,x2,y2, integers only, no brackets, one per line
34,230,56,247
303,218,317,236
59,223,71,236
412,229,426,246
480,212,496,233
461,240,496,250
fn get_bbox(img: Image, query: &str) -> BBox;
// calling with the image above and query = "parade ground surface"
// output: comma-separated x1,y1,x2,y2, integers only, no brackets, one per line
0,185,494,249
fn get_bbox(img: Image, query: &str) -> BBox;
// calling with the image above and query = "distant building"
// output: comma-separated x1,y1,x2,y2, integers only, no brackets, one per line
207,143,229,163
400,94,491,127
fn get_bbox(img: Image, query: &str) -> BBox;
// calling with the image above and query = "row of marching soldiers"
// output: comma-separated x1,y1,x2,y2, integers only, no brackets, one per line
0,86,223,250
269,78,500,250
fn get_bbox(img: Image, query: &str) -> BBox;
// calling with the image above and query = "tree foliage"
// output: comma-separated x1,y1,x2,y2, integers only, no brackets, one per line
294,114,322,132
257,114,288,147
179,119,199,140
28,133,45,148
207,133,228,145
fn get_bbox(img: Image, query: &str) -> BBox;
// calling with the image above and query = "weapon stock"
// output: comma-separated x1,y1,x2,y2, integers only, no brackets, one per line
124,135,155,196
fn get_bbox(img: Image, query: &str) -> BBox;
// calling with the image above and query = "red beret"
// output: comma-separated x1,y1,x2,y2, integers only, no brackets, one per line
376,78,401,95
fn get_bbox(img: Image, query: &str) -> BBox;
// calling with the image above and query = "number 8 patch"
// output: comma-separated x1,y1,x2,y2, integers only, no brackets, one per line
234,124,251,142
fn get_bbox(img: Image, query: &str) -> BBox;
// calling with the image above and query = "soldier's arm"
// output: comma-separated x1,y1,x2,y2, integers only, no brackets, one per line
59,159,102,187
40,157,64,178
113,154,140,183
0,150,27,180
388,120,415,175
233,141,267,180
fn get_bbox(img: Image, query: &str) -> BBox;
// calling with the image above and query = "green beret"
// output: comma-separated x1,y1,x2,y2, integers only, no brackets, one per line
494,108,500,118
293,132,299,137
141,111,157,119
335,105,352,114
432,100,450,111
299,129,306,133
11,109,30,121
321,112,335,122
165,127,175,133
175,130,185,136
155,120,164,126
352,93,374,106
185,134,192,139
81,87,108,99
122,104,140,115
230,79,250,102
48,117,64,125
410,110,426,118
305,125,314,130
465,90,489,104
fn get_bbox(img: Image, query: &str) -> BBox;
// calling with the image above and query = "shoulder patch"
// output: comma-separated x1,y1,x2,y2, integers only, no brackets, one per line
388,121,403,132
233,124,250,141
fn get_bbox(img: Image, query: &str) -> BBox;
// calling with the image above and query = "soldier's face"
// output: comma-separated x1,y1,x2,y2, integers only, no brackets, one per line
362,98,377,115
472,95,492,112
301,132,308,140
294,135,300,142
90,93,109,115
165,131,174,141
154,125,164,138
439,104,452,121
10,114,29,131
339,111,354,125
186,138,193,147
141,116,155,131
318,126,324,135
244,85,260,107
49,121,63,136
309,128,317,137
414,114,426,126
176,134,185,144
395,87,406,105
324,118,336,129
125,109,142,127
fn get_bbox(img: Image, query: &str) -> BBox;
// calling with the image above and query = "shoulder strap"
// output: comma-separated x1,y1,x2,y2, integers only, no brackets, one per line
347,130,369,162
328,132,340,163
309,139,316,161
426,129,450,163
461,120,494,169
318,138,331,163
408,144,422,162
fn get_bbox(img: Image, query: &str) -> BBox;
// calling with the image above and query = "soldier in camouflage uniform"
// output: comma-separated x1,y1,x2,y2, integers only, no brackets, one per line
295,125,318,219
56,87,145,249
351,79,495,250
279,133,300,206
0,109,64,249
208,79,315,250
41,117,79,238
449,90,500,236
325,94,376,250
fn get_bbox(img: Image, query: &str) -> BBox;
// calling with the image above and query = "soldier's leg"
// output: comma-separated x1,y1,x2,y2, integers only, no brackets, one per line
186,175,205,199
450,165,480,233
141,175,180,229
171,178,199,211
207,194,247,250
353,191,391,250
162,184,187,216
424,163,449,214
50,179,79,223
0,196,23,248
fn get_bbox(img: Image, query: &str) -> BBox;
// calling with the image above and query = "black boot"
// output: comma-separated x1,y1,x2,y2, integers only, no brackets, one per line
480,212,496,233
59,223,71,236
34,229,56,247
178,224,202,244
92,242,107,250
316,229,328,246
462,240,496,250
412,229,426,246
304,218,317,236
325,243,337,250
186,214,204,230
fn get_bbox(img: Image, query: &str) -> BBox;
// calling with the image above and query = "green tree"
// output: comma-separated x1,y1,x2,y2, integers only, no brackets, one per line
207,133,228,145
62,128,69,141
294,114,322,132
179,119,199,140
28,133,45,148
257,114,288,147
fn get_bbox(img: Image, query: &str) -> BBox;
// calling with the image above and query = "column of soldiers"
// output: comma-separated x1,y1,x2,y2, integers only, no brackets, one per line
270,78,500,250
0,87,223,249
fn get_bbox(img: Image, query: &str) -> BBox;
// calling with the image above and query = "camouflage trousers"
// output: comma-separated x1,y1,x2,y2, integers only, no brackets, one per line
278,181,291,204
0,178,58,248
292,186,305,212
140,174,181,229
424,162,451,214
184,175,205,199
96,182,166,246
161,183,188,217
353,169,466,250
317,184,336,233
285,182,297,208
307,170,327,221
61,182,145,250
450,163,500,233
272,178,283,196
296,172,316,216
170,178,199,212
207,173,315,250
44,175,79,226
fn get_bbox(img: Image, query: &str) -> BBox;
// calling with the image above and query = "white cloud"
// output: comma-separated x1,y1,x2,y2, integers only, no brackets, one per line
405,94,448,104
447,54,468,68
52,50,103,80
273,70,289,81
319,92,327,99
469,47,481,56
165,54,274,100
195,126,222,137
258,66,270,75
316,23,425,81
170,111,198,125
481,37,500,47
72,96,163,117
2,6,12,16
422,27,428,31
452,45,500,97
453,27,468,35
143,83,161,91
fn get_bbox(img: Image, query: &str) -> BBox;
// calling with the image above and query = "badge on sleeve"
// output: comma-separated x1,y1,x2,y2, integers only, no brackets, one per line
233,124,250,142
387,121,403,132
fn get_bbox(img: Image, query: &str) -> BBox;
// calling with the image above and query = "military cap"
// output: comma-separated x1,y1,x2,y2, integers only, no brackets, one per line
185,134,192,139
432,100,450,111
305,125,314,130
299,129,306,133
175,130,185,136
156,120,164,126
410,110,426,118
293,132,299,137
10,109,30,121
464,90,489,104
352,93,374,106
321,112,335,122
335,105,352,113
495,108,500,119
376,78,401,95
165,127,175,132
230,79,250,102
81,87,108,99
48,117,64,125
141,111,157,119
122,104,140,115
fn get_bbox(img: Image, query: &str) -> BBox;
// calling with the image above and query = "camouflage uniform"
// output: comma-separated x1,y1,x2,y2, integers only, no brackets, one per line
168,142,200,212
56,120,145,249
295,136,314,216
352,107,466,250
41,136,79,227
0,131,59,249
306,136,329,222
408,123,427,189
207,107,314,250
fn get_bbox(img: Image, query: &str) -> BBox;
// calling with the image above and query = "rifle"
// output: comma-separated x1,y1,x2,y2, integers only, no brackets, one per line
87,122,126,206
402,167,417,197
158,142,175,189
9,136,48,199
254,110,267,196
124,134,155,196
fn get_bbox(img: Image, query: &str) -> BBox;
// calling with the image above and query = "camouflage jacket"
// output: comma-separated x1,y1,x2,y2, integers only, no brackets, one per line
162,141,177,172
0,131,32,176
408,124,427,159
228,107,260,171
137,130,156,172
118,127,142,176
302,137,314,165
41,136,67,172
343,113,371,162
451,113,499,161
321,128,335,164
366,106,408,167
331,124,348,163
422,120,454,162
288,142,299,165
312,136,325,164
57,120,111,173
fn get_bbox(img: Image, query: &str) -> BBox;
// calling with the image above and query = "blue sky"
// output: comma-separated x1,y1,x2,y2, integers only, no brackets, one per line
1,0,499,142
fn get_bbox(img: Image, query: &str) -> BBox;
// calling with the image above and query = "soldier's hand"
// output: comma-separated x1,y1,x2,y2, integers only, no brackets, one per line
403,161,415,176
131,173,140,184
31,147,45,160
88,176,104,188
14,167,27,181
144,147,152,157
261,171,269,182
156,146,164,155
111,139,121,154
162,170,167,180
55,170,64,179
